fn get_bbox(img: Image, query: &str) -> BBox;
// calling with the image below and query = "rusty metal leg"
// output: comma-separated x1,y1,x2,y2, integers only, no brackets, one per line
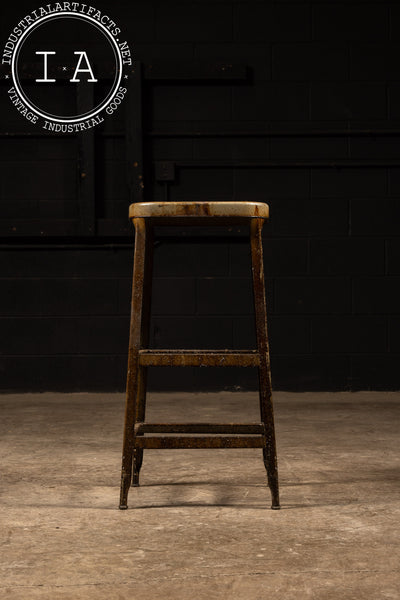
132,223,153,487
250,219,280,510
132,370,145,487
120,218,152,509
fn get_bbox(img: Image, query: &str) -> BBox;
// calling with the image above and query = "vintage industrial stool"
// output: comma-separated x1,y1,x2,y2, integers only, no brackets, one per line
119,201,280,510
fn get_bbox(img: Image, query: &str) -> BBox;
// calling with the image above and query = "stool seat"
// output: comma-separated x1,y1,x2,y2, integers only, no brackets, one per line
129,201,269,219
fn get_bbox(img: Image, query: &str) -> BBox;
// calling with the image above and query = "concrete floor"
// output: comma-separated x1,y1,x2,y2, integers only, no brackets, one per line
0,391,399,599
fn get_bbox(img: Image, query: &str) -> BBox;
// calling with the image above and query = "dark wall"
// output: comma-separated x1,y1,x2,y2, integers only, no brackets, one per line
1,1,400,391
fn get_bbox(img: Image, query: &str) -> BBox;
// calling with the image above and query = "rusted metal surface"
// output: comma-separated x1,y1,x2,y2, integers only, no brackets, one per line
134,423,264,434
119,218,153,509
250,218,280,509
131,217,153,488
139,349,260,367
135,436,265,449
119,203,280,510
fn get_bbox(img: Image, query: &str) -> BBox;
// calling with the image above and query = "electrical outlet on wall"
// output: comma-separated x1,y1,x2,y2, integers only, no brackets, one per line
155,161,176,182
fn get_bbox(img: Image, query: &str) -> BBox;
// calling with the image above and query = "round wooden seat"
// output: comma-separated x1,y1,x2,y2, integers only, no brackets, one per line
129,201,269,219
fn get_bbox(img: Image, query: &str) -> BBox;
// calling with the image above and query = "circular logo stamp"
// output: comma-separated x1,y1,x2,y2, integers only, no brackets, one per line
2,3,132,132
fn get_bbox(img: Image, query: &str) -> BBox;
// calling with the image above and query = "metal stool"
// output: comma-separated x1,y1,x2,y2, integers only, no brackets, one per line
119,201,280,509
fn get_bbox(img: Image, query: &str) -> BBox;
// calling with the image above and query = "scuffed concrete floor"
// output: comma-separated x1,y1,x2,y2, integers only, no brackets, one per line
0,391,399,599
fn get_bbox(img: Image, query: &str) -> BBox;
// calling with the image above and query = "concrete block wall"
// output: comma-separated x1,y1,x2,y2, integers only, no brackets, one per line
0,1,399,391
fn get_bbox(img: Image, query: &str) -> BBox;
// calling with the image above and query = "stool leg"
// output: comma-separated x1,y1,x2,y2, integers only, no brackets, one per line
250,219,280,510
132,221,153,488
120,218,153,509
132,370,146,487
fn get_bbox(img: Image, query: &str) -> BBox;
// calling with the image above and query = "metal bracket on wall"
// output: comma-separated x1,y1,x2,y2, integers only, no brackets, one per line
77,83,96,236
126,61,144,205
155,161,176,182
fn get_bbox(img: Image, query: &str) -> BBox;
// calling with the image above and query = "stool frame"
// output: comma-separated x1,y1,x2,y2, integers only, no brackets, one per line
119,210,280,509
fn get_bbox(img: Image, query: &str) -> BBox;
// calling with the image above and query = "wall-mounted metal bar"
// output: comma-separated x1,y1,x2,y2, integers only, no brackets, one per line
0,132,76,138
143,61,247,80
175,160,400,169
0,219,80,236
126,61,144,204
0,243,133,250
146,129,400,138
3,128,400,140
77,84,96,235
0,61,246,82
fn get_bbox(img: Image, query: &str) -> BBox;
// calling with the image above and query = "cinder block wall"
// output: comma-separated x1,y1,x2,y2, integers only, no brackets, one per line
1,1,399,391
